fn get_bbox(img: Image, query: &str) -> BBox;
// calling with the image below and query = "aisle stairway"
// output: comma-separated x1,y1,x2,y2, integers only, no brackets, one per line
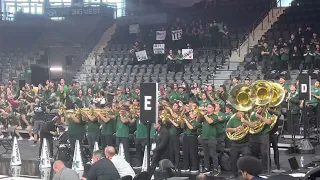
230,7,287,62
75,24,117,84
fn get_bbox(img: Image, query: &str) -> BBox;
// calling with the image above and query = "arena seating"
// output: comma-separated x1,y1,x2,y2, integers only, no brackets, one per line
0,16,113,83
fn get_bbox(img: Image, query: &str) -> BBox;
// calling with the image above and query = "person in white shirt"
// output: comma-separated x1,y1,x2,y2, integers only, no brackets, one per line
105,146,136,178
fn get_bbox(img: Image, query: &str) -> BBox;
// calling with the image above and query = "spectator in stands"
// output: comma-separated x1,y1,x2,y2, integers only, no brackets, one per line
209,21,220,47
280,43,289,71
315,45,320,69
288,34,297,49
175,50,183,72
311,33,319,49
299,37,307,53
261,42,270,62
53,160,80,180
130,41,141,65
303,44,314,70
167,50,175,72
290,46,301,70
296,28,303,41
237,156,264,180
105,146,136,178
221,25,229,47
271,45,280,70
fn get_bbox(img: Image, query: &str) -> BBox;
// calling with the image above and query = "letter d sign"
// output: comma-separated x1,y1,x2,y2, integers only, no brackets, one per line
144,96,152,110
301,84,307,93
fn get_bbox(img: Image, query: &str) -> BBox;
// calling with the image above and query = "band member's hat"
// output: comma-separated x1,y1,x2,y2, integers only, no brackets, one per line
117,87,122,91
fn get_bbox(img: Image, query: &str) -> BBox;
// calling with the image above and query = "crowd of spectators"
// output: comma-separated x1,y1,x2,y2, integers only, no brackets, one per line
253,26,320,72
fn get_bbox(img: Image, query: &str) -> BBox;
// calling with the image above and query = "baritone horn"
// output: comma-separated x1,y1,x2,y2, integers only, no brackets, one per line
267,82,285,131
226,83,256,141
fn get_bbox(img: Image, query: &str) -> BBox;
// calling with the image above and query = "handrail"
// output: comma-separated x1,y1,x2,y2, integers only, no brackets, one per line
238,0,282,57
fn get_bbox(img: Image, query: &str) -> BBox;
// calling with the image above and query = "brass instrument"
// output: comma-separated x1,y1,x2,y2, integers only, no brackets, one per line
193,106,207,116
227,83,256,141
129,105,140,118
268,82,285,132
92,108,107,117
65,109,75,119
159,109,171,124
226,114,250,141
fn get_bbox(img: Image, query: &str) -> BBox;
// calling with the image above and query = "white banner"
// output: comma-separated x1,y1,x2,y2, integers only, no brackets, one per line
153,44,165,54
156,31,166,41
172,29,182,41
129,24,139,34
182,49,194,59
135,50,148,61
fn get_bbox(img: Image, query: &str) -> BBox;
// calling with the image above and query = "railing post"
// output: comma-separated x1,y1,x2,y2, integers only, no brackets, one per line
252,24,255,41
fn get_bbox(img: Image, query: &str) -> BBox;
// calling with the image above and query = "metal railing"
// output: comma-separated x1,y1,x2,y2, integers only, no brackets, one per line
237,0,284,58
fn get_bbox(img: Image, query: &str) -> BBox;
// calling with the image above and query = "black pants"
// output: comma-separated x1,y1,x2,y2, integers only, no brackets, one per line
169,135,180,168
87,132,100,152
69,134,84,155
202,139,218,170
38,135,53,158
116,137,130,162
270,133,280,169
175,63,183,72
135,138,147,166
182,135,198,170
101,134,114,149
167,63,175,72
279,61,288,71
304,61,313,70
149,151,164,180
230,144,251,175
251,135,269,170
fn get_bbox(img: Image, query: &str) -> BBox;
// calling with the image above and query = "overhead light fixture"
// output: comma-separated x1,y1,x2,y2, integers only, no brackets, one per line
50,67,63,71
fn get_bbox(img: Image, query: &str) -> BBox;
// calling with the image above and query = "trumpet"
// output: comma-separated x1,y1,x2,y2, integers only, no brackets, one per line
93,108,108,117
193,106,207,116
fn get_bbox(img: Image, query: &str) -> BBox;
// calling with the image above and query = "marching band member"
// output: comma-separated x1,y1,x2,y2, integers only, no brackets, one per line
205,84,216,103
279,76,290,93
166,101,181,169
199,104,219,175
214,103,227,152
129,99,147,167
68,109,86,155
177,86,189,104
114,88,127,103
250,105,272,171
105,81,116,103
181,110,200,173
226,111,254,179
267,106,282,171
98,103,116,149
168,83,179,104
115,106,131,162
83,107,100,154
198,93,211,108
219,85,228,103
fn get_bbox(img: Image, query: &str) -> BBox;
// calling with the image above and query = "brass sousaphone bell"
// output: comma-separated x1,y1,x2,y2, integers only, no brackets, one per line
226,84,256,141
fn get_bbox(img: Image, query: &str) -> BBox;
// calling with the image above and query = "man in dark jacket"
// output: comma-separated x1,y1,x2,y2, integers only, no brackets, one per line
149,120,170,179
81,150,120,180
38,115,61,158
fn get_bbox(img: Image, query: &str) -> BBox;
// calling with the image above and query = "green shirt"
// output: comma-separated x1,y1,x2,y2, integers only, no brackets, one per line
101,120,115,135
280,48,290,61
115,115,129,138
281,84,290,92
168,91,179,104
177,92,189,104
226,114,249,144
200,114,218,140
225,112,234,121
198,99,211,108
87,118,100,133
136,119,147,139
249,112,271,134
68,114,86,136
215,111,226,136
131,92,140,101
185,120,200,136
314,51,320,60
271,50,280,61
56,91,65,103
168,125,179,136
311,87,320,106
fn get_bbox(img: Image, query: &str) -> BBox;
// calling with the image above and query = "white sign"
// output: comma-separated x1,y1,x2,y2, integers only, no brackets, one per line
129,24,139,34
172,29,182,41
11,137,21,166
40,138,51,168
72,140,84,171
182,49,194,59
153,44,165,54
156,31,166,41
135,50,148,61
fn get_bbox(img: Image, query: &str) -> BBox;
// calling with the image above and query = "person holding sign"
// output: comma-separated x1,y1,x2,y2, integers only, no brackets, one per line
167,50,175,72
175,50,183,72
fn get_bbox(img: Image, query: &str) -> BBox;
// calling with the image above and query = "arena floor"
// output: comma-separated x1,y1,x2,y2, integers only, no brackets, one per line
0,140,318,180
